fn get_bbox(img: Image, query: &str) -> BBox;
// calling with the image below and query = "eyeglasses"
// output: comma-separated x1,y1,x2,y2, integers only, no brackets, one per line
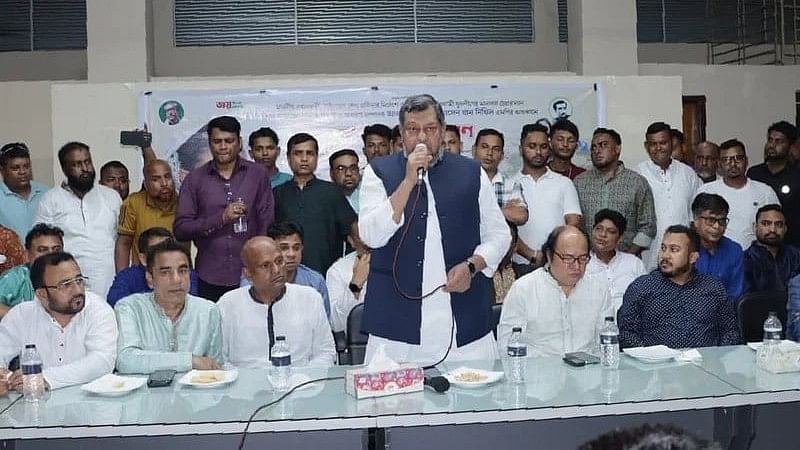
43,275,88,293
720,154,746,164
333,164,359,174
698,216,730,227
553,251,591,265
403,125,440,137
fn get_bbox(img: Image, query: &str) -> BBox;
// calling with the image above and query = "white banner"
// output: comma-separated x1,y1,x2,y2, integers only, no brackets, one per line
142,81,604,182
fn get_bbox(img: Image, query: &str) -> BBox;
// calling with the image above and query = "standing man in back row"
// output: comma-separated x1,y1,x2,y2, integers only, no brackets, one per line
174,116,274,301
359,94,510,365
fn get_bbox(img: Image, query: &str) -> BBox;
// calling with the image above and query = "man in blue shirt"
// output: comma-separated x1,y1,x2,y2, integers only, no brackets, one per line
248,127,292,188
744,204,800,293
253,221,331,318
691,193,744,302
0,142,49,240
107,227,199,305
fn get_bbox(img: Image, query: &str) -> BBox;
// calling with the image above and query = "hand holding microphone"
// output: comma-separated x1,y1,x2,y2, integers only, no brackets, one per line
409,143,431,186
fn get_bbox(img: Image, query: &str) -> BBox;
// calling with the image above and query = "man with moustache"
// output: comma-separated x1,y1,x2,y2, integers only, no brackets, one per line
34,142,122,298
691,193,744,302
248,127,292,188
0,142,48,240
443,124,463,155
218,236,335,368
115,239,223,374
497,225,614,356
744,204,800,293
174,116,274,301
618,225,740,348
0,252,117,392
694,141,720,183
747,121,800,247
329,149,361,212
359,94,510,364
115,160,182,271
99,161,130,200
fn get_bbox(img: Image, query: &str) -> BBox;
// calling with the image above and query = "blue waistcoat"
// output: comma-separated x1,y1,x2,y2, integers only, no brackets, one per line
363,151,492,346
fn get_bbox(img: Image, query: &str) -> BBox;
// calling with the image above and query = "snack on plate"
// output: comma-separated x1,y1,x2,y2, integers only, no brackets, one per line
191,371,225,384
111,379,126,389
454,371,488,383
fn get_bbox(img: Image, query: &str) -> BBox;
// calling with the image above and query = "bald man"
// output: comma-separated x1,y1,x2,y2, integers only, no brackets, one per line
497,225,614,357
217,236,336,368
115,160,180,272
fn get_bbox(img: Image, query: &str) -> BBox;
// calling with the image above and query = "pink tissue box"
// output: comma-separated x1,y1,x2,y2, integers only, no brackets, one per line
345,364,424,399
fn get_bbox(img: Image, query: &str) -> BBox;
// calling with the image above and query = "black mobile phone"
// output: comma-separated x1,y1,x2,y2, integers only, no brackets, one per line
563,352,601,367
120,130,151,147
147,369,176,387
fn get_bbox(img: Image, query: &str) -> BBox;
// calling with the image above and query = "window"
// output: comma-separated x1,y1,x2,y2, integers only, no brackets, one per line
0,0,86,52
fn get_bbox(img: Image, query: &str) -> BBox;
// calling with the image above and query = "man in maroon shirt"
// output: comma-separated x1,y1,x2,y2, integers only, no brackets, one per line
174,116,274,301
548,119,585,180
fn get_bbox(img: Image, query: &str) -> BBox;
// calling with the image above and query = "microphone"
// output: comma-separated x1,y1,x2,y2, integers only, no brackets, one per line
414,143,427,185
424,375,450,393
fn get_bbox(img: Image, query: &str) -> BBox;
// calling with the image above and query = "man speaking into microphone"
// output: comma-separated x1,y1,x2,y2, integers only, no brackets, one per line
359,94,511,365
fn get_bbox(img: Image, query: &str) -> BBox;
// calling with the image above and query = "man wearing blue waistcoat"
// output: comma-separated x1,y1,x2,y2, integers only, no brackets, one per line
359,94,511,365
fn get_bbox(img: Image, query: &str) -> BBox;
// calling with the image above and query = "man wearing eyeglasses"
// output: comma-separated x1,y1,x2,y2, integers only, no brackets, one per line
329,149,361,212
694,139,779,249
0,251,117,392
497,225,614,357
0,142,49,241
690,193,744,302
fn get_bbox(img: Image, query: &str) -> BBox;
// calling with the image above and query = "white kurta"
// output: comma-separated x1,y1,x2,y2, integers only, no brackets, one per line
634,159,702,270
695,178,780,249
0,292,117,390
218,284,336,368
326,251,365,333
497,267,614,357
359,165,510,365
33,184,122,298
586,251,647,312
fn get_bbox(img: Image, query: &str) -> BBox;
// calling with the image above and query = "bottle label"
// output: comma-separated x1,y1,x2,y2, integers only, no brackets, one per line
271,355,291,367
21,364,42,375
507,346,527,357
600,334,619,345
764,330,781,341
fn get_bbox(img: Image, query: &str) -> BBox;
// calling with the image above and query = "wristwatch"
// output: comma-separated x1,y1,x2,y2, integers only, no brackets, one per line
465,259,477,276
348,282,362,294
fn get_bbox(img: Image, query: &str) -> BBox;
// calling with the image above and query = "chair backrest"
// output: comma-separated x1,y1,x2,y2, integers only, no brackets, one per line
737,290,788,342
491,303,503,338
346,303,369,365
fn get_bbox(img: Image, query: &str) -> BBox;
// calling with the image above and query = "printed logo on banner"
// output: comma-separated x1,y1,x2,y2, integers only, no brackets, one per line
549,97,572,120
216,101,244,110
159,101,184,126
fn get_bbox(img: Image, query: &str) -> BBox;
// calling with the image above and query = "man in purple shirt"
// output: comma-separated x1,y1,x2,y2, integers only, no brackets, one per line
174,116,274,301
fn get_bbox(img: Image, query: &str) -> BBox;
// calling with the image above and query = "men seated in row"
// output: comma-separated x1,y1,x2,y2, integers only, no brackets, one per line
0,223,64,318
744,204,800,293
115,239,223,373
619,225,740,348
219,236,335,368
497,225,614,357
691,193,744,302
108,226,199,306
0,252,117,391
585,209,646,312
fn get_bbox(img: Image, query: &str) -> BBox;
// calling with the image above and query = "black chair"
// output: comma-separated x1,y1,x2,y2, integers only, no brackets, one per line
491,303,503,338
736,290,788,342
346,303,369,365
333,330,349,365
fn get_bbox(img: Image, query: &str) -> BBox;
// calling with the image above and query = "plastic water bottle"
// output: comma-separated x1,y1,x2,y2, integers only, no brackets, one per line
233,197,247,233
763,312,782,345
21,344,46,402
506,327,527,383
270,336,292,391
599,316,620,369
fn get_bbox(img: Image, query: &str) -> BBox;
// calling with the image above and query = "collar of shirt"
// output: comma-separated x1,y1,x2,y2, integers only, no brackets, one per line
0,180,46,198
247,286,286,306
143,190,177,212
148,293,188,325
205,157,246,177
588,161,626,181
291,175,318,188
644,158,674,176
488,171,506,185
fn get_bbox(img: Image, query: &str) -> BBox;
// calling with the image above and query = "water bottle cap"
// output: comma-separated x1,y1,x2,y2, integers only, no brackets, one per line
768,311,777,316
512,327,522,332
25,344,36,349
276,336,286,341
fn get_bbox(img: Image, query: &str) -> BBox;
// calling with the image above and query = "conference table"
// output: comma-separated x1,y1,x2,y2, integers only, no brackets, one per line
2,345,800,449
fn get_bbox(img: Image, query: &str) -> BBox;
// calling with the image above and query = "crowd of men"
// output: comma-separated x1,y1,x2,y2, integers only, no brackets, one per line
0,93,799,395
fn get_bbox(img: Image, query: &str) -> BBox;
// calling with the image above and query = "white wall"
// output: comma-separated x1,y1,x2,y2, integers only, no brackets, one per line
639,63,800,164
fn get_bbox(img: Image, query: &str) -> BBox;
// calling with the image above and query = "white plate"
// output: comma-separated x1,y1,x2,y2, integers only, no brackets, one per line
177,369,238,388
747,341,800,351
81,374,147,396
624,345,682,363
443,367,504,389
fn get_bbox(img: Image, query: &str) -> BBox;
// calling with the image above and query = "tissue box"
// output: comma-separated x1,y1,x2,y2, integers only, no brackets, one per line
345,364,424,399
757,343,800,373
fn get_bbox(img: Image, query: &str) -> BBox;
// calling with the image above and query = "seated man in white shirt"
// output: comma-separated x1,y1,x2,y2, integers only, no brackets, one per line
585,209,647,311
497,225,614,357
326,231,371,333
219,236,336,368
0,251,117,392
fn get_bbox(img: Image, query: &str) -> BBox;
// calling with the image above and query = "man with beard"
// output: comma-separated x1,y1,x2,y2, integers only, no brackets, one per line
618,225,740,348
694,141,720,183
0,252,117,392
0,142,49,240
248,127,292,188
34,142,122,298
329,149,361,212
747,121,800,247
513,123,580,275
744,204,800,293
574,128,657,256
115,160,182,271
691,193,744,302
